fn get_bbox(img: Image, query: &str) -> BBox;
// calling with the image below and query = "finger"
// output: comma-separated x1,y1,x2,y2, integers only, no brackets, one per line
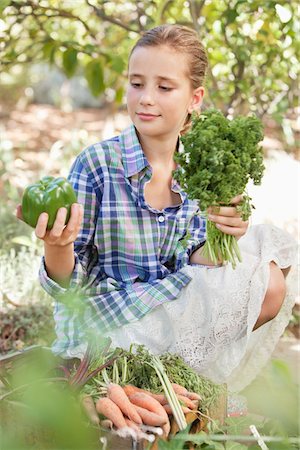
229,194,243,205
209,206,238,217
16,204,23,221
215,222,248,237
208,214,243,226
50,207,68,238
63,203,81,236
35,212,49,239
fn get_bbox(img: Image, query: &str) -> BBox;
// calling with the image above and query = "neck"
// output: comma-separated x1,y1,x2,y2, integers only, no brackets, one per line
137,132,179,169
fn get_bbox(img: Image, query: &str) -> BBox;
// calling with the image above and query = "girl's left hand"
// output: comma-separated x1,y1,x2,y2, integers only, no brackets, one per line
207,195,248,239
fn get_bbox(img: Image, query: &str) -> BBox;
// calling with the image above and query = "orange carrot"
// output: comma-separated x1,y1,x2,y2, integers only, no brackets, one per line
186,391,202,401
148,393,168,404
176,394,197,410
96,397,127,429
171,383,188,396
133,405,167,426
129,392,168,420
124,418,141,432
123,385,142,397
107,383,142,425
129,392,170,436
123,384,167,405
191,399,199,410
163,404,191,415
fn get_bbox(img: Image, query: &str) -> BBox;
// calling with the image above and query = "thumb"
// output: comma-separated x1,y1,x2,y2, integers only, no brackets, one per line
15,204,23,221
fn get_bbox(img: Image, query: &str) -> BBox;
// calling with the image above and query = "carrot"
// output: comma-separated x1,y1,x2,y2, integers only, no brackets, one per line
123,385,141,397
133,405,167,426
96,397,127,429
129,393,170,436
191,399,199,410
186,391,202,401
124,418,141,432
107,383,142,425
101,419,113,430
176,394,197,410
163,404,191,415
129,392,168,421
171,383,188,396
148,393,168,404
123,384,167,405
81,394,100,426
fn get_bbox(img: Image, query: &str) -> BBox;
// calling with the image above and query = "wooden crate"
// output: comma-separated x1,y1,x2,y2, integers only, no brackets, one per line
0,346,227,450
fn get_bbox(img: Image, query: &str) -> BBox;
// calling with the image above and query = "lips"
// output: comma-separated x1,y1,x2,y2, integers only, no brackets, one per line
136,112,160,121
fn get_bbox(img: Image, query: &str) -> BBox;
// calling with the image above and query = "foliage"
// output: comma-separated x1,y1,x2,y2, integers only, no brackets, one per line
175,108,265,267
83,344,225,414
0,244,54,352
0,0,299,123
0,302,54,353
176,109,265,213
0,349,100,449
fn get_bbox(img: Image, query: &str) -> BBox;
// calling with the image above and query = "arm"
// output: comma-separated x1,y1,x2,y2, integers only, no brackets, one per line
16,153,100,287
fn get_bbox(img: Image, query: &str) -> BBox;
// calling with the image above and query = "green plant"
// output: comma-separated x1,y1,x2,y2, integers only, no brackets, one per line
175,109,265,268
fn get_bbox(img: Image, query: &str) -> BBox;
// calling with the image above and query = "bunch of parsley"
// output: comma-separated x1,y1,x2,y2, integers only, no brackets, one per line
174,108,265,268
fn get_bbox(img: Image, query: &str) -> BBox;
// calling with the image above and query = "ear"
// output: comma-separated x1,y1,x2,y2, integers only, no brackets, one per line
188,86,205,113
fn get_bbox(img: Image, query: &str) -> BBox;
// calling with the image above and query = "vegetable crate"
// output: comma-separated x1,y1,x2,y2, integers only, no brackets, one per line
0,345,227,450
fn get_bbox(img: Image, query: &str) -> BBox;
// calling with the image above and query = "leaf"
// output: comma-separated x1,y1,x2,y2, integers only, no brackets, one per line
225,8,238,25
42,40,57,64
62,48,78,78
225,441,248,450
158,437,185,449
110,55,125,74
0,0,10,14
115,86,124,104
85,59,105,96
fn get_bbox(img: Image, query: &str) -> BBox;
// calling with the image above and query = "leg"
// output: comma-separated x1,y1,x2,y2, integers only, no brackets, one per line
253,262,287,330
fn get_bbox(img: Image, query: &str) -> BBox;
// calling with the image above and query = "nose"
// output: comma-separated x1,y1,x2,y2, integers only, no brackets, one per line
139,88,155,106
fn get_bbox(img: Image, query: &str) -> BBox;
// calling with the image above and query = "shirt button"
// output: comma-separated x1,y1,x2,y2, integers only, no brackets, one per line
158,215,165,223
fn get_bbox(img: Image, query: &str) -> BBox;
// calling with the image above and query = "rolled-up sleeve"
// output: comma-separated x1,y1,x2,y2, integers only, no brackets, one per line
175,213,206,270
39,150,102,301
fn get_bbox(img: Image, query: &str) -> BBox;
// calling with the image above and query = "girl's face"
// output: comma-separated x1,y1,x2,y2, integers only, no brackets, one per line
126,45,204,142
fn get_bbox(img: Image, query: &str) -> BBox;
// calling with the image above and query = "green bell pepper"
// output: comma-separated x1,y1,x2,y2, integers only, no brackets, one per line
21,176,77,229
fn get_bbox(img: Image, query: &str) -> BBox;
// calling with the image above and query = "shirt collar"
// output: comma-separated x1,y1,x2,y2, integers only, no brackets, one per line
119,124,150,178
119,125,187,203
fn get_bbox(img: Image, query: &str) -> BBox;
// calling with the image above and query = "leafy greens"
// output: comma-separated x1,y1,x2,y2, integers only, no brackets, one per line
174,108,265,268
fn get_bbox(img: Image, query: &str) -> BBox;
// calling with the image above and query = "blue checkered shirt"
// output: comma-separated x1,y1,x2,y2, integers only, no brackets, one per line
39,125,206,355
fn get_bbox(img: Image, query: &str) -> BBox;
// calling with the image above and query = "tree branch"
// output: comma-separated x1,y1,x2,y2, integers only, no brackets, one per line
188,0,206,34
85,0,139,34
10,0,97,40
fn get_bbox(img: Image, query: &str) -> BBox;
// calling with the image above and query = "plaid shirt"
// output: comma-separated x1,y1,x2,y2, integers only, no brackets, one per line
40,124,206,356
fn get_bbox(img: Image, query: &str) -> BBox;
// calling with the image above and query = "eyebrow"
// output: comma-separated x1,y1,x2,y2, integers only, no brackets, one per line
129,73,178,82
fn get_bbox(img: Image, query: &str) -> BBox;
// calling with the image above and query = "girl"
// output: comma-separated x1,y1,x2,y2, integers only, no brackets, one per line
17,25,296,391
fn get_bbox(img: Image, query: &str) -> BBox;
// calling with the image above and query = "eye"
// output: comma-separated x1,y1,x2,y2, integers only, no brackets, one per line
159,86,172,91
131,82,142,88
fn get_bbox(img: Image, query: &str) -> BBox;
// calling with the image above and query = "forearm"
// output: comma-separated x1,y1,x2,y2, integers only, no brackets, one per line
44,242,75,287
189,244,223,266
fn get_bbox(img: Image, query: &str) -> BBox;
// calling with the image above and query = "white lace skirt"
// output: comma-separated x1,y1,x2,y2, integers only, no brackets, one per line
104,224,297,392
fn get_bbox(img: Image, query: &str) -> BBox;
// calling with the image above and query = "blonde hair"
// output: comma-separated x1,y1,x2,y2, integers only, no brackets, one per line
130,24,208,134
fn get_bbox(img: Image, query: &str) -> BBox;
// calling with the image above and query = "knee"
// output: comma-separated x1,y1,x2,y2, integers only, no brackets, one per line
264,265,286,320
254,262,286,329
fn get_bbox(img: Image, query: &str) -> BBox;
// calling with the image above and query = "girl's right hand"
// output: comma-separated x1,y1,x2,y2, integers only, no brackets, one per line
16,203,84,247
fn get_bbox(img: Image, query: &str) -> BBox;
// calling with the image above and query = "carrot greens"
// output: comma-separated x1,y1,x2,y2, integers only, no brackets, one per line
174,108,265,268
